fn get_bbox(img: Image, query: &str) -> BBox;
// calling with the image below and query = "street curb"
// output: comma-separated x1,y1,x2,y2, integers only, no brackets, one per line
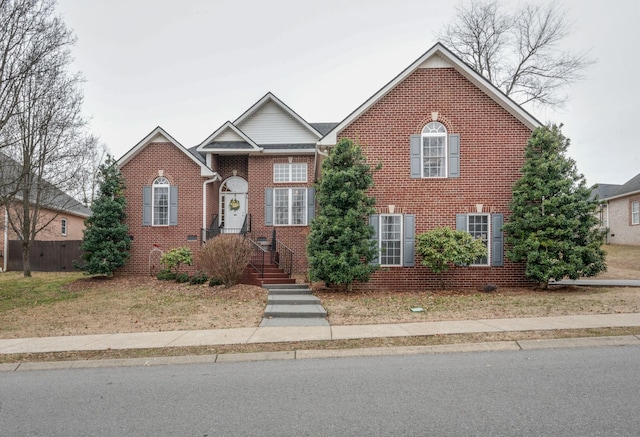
2,334,640,372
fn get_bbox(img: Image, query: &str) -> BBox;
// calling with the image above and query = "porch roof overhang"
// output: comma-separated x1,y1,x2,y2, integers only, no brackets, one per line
200,141,262,154
200,142,316,155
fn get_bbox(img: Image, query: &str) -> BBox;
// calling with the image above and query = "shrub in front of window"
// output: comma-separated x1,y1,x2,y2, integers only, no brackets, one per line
160,247,193,274
416,227,487,288
198,234,254,287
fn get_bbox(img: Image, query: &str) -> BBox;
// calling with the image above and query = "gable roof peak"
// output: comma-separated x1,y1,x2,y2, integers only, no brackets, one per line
196,121,262,153
319,42,541,146
118,126,217,178
233,91,322,138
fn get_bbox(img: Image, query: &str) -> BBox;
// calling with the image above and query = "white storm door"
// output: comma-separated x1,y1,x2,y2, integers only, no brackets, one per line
223,193,247,233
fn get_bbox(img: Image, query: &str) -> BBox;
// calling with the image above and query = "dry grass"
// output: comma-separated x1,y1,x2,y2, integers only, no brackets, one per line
597,244,640,279
0,245,638,342
0,274,266,339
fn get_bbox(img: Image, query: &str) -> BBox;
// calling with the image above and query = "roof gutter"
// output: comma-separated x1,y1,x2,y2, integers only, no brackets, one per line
601,189,640,202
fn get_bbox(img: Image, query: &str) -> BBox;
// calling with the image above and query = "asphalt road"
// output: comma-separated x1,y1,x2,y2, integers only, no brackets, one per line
2,345,640,436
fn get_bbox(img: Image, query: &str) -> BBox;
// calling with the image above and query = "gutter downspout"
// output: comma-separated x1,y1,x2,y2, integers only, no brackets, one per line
314,143,329,183
202,176,220,241
606,201,610,244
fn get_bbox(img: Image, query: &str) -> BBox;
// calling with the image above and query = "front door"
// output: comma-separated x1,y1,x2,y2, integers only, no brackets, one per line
220,176,248,233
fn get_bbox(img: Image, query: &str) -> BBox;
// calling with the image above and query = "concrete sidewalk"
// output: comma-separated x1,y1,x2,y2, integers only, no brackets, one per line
2,313,640,355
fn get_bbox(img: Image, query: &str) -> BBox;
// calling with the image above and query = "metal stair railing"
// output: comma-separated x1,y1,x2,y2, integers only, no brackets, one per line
247,237,267,278
203,214,252,240
270,229,294,277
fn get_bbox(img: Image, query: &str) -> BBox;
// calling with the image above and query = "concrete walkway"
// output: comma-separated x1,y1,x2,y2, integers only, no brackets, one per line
551,279,640,287
2,313,640,356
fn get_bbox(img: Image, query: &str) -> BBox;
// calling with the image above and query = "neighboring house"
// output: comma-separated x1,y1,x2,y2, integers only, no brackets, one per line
118,42,541,289
0,154,91,272
595,173,640,245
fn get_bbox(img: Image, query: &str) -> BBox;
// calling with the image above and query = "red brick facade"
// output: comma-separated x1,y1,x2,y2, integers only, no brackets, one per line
120,142,207,275
118,44,538,289
338,67,534,290
120,141,316,276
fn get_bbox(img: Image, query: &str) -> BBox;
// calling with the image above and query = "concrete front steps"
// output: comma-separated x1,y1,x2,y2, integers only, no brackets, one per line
260,284,329,327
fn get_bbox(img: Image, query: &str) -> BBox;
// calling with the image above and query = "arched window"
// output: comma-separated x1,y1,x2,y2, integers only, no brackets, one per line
152,177,169,226
421,122,447,178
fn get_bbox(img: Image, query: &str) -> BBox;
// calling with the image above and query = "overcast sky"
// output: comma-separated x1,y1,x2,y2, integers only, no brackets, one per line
56,0,639,186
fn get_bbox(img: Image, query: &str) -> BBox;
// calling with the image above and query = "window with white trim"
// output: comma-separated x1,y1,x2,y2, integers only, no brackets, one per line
274,163,307,183
632,201,639,225
152,176,169,226
422,122,447,178
468,214,489,265
274,188,307,225
61,218,67,236
379,214,403,266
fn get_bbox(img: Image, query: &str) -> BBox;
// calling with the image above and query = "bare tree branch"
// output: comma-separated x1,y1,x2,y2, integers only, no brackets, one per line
0,0,97,277
438,0,595,109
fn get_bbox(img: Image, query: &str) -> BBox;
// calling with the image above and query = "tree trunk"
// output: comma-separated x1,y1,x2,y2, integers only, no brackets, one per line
22,241,31,278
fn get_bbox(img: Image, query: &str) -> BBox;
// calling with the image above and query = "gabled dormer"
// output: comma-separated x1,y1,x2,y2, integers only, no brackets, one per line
197,92,322,156
196,121,262,156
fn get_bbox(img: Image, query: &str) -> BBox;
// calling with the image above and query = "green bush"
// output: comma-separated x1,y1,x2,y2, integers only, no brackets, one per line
160,247,193,274
189,271,209,285
208,277,224,287
416,227,487,289
156,268,177,281
175,273,190,283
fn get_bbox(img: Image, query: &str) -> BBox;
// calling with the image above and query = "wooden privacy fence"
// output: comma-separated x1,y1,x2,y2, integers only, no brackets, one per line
7,240,83,272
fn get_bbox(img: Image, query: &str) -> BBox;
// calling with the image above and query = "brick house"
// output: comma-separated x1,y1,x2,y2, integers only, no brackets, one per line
118,93,327,276
118,43,541,289
0,154,91,272
594,173,640,245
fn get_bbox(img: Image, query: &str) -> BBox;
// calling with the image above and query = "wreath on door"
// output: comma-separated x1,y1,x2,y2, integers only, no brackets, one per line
229,198,240,211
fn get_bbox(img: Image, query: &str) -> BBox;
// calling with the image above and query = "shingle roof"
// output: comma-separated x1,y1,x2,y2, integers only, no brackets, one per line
261,143,316,150
310,123,339,136
187,145,206,163
201,141,254,150
0,152,92,217
595,172,640,200
592,183,622,201
617,172,640,196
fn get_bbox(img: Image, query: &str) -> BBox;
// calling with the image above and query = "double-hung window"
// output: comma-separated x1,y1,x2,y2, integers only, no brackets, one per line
422,122,447,177
274,188,307,225
379,214,403,266
369,214,415,267
143,177,177,227
410,122,460,179
152,176,170,226
61,218,67,236
274,163,307,183
467,214,489,265
632,201,639,225
456,213,504,267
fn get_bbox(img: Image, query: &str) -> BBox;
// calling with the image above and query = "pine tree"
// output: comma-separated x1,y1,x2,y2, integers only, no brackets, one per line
307,138,379,290
78,156,131,276
503,124,606,287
